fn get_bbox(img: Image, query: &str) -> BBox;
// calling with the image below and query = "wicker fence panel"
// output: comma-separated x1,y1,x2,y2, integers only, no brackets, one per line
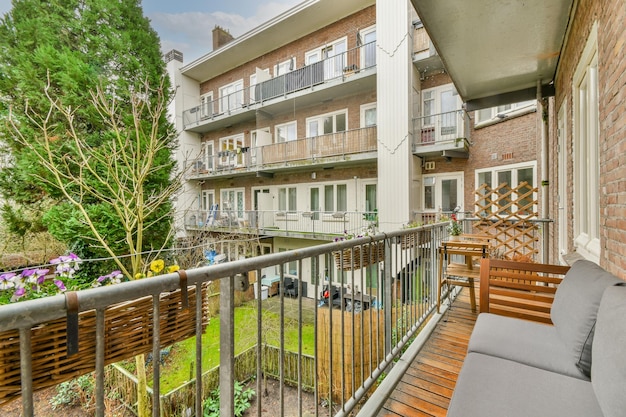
0,284,209,405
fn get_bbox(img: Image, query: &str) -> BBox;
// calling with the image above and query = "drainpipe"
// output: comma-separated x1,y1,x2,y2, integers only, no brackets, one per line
538,80,550,263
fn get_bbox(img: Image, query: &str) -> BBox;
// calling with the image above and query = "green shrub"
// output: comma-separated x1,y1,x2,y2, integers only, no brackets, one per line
203,381,254,417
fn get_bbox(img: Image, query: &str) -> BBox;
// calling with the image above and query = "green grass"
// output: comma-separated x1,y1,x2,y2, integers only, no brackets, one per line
157,301,315,393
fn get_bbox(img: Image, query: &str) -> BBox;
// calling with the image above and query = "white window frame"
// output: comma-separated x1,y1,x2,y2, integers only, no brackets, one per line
218,79,244,113
274,57,296,76
249,68,269,103
422,172,464,213
360,102,377,128
306,109,348,137
218,134,244,168
200,92,213,118
201,141,214,172
474,100,537,127
359,25,376,69
572,22,600,263
275,121,297,143
220,188,245,219
278,187,297,213
475,161,537,217
324,183,348,213
420,84,462,143
200,189,215,212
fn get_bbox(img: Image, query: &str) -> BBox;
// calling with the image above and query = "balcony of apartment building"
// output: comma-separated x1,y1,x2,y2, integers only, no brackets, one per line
412,109,471,159
1,218,571,417
185,208,380,240
186,125,377,180
182,41,377,135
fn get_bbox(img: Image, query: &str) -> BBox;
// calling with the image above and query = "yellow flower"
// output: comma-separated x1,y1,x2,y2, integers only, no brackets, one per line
150,259,165,274
134,272,146,280
166,265,180,273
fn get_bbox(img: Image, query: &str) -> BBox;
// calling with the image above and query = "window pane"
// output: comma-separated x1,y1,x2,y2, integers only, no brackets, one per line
324,185,334,212
336,184,347,211
365,184,377,212
517,168,534,215
365,108,377,126
288,188,297,212
477,171,492,216
498,170,513,215
278,188,286,211
441,179,457,212
336,113,346,132
477,108,492,123
323,116,333,134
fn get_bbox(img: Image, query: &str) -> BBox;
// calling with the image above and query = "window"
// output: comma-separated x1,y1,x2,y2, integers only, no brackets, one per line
572,23,600,262
475,100,536,125
420,85,462,142
364,183,377,221
475,163,537,217
323,38,348,80
275,121,297,143
278,187,297,212
359,26,376,68
221,188,245,218
360,103,377,127
423,173,463,213
200,190,215,212
200,92,213,117
219,135,244,167
202,141,214,171
306,110,347,137
249,68,269,103
324,184,347,212
274,58,295,76
219,79,243,113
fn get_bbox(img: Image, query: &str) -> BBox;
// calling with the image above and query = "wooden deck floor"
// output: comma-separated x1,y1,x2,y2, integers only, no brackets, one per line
377,289,478,416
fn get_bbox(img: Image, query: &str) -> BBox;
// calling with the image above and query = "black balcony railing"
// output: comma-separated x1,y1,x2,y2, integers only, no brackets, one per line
0,224,449,417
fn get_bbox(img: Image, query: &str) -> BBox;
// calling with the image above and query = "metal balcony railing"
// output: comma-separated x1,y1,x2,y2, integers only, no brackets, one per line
412,109,470,148
182,41,377,129
185,209,378,238
0,224,449,417
187,126,377,178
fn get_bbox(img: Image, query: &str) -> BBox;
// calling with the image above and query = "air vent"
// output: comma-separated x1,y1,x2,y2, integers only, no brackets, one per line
424,161,435,170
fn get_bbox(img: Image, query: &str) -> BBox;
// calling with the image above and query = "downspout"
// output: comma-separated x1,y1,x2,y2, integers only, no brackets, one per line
538,80,550,263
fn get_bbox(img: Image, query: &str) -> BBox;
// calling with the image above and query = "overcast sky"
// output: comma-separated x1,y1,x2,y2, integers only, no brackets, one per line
0,0,302,64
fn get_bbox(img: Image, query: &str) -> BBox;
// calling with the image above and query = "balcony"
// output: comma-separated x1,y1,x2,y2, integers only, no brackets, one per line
412,24,445,77
0,224,454,417
412,110,470,158
187,126,377,179
185,209,379,239
182,42,377,134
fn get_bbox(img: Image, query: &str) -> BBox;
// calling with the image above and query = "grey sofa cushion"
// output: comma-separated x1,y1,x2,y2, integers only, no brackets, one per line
592,285,626,417
468,313,587,379
551,260,622,376
447,352,603,417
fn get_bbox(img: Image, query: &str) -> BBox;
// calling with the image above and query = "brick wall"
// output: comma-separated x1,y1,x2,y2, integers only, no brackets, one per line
200,6,376,96
553,0,626,277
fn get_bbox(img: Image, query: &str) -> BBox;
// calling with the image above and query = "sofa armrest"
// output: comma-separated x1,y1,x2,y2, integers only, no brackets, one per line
479,259,570,324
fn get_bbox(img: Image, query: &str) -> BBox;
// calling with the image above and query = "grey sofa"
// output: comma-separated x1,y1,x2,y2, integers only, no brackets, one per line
447,260,626,417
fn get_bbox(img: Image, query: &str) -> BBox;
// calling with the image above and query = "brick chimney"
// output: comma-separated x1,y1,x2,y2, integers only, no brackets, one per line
212,26,234,50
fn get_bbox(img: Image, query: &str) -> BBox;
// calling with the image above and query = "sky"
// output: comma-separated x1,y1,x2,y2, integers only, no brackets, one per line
0,0,302,64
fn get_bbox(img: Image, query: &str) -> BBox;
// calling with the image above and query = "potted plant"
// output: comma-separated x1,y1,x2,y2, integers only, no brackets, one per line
447,216,463,240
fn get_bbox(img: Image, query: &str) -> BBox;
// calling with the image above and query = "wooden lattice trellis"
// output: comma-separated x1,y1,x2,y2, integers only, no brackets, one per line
472,181,539,261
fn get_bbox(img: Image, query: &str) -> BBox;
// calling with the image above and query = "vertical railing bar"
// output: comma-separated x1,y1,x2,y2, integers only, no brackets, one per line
350,262,356,403
297,259,303,417
19,327,33,417
95,309,106,417
279,264,285,417
256,268,263,417
219,276,235,417
314,256,320,417
152,294,161,417
195,282,204,417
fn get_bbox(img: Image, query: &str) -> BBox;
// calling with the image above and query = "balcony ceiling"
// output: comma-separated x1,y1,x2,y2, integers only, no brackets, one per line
181,0,375,82
410,0,575,110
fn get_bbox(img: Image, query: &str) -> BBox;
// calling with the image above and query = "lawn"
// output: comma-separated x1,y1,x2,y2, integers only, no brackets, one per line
157,300,315,393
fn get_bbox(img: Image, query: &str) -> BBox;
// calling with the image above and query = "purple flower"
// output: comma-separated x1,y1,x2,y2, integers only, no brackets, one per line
12,287,26,300
54,280,66,291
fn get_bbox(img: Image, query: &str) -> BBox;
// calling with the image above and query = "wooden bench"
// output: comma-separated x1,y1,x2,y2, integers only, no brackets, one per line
479,258,571,324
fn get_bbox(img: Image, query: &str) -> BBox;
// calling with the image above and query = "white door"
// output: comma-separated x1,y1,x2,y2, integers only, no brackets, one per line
257,192,274,228
423,173,463,214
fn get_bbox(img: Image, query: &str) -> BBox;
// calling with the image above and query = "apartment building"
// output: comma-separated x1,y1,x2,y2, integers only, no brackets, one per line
165,0,542,295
